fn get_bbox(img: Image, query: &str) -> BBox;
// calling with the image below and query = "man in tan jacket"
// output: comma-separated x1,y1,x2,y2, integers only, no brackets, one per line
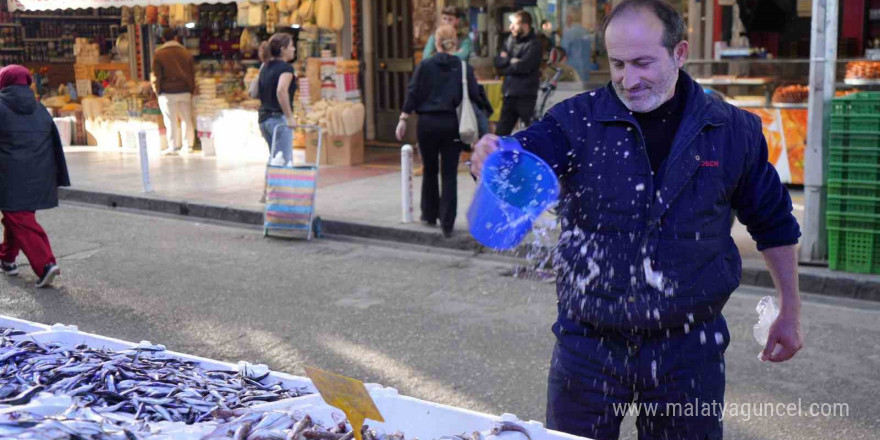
151,29,196,155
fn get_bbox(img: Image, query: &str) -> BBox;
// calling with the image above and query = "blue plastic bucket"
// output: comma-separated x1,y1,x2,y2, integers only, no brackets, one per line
468,137,559,250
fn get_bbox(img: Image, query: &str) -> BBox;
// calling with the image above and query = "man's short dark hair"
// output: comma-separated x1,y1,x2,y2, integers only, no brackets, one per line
514,10,533,28
602,0,685,54
441,6,463,18
162,28,177,43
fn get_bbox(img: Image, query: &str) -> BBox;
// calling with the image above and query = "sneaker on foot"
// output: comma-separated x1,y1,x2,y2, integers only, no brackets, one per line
442,227,453,239
160,148,178,156
35,264,60,288
0,260,18,276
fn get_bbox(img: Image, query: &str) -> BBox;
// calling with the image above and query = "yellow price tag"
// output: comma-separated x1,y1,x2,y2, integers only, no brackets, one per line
304,366,385,440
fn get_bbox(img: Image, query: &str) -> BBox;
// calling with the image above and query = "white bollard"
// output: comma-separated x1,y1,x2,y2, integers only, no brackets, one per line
401,144,414,223
137,130,153,193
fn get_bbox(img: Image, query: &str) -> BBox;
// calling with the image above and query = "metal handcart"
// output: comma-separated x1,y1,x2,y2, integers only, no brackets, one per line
263,124,324,240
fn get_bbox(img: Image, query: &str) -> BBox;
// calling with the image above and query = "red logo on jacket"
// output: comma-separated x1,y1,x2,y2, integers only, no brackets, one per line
700,160,720,168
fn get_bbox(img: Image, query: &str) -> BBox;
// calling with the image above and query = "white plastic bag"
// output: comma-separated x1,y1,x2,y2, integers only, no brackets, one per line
753,295,780,359
457,60,478,144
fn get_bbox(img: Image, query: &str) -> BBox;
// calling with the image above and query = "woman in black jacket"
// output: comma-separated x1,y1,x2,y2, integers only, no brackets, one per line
396,25,483,238
0,65,70,288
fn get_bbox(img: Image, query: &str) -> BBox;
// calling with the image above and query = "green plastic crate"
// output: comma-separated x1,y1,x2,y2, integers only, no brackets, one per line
828,162,880,181
827,195,880,215
827,211,880,230
829,146,880,165
828,179,880,198
830,114,880,132
828,131,880,148
827,225,880,273
831,92,880,115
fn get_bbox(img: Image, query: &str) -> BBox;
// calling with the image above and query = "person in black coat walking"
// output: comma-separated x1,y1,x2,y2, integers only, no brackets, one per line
396,25,484,238
0,65,70,288
494,11,543,135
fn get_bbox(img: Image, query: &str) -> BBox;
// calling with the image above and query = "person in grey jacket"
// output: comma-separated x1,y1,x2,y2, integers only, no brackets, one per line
0,65,70,288
494,10,543,135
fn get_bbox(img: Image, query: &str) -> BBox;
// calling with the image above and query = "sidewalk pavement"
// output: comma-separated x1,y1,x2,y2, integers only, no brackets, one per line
57,147,880,302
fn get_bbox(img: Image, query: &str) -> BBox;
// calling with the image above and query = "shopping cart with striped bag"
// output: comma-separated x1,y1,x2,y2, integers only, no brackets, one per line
263,124,324,240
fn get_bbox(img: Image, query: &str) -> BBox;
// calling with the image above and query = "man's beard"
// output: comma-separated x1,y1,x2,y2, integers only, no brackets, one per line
613,64,679,113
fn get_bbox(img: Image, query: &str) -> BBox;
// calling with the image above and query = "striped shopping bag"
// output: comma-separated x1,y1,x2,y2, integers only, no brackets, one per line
264,165,318,233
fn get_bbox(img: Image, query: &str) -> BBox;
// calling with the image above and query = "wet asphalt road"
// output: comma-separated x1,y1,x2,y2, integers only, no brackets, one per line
0,203,877,440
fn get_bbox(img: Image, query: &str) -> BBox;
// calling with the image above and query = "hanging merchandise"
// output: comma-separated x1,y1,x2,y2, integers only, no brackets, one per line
248,0,266,27
170,4,187,27
237,2,250,27
133,6,145,25
266,1,279,33
189,5,199,23
144,6,157,24
330,0,343,31
298,0,315,23
158,6,170,27
315,0,330,29
240,27,259,56
121,6,133,25
277,0,298,26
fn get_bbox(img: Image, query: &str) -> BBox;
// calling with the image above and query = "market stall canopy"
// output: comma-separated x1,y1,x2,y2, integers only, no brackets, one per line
9,0,231,12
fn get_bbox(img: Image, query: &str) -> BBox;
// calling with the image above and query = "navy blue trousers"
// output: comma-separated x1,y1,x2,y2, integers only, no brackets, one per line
547,313,730,440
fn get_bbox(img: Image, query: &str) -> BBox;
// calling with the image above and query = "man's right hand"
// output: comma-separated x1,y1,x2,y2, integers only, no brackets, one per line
470,134,500,179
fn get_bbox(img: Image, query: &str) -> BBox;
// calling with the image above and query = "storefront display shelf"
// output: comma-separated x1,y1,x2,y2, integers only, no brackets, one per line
696,77,772,85
0,23,21,27
17,15,122,20
771,102,808,109
844,78,880,85
0,47,24,51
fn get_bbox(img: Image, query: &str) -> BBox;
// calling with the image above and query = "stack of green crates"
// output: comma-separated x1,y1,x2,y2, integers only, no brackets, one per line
827,92,880,273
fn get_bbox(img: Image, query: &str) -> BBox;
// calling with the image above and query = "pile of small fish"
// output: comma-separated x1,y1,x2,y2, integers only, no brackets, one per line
0,327,536,440
0,413,144,439
0,337,310,424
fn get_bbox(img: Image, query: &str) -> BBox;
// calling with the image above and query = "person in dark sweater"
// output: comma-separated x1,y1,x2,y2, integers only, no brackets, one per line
471,1,803,438
397,25,484,238
0,65,70,288
256,33,297,202
494,10,543,135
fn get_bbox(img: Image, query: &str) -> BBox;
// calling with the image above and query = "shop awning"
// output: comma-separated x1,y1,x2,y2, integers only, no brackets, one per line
9,0,229,12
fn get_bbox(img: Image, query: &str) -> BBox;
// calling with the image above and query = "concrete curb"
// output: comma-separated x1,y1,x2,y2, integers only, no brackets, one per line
59,187,880,302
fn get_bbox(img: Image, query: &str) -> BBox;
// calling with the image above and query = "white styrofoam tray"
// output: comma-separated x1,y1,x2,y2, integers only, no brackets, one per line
251,388,586,440
0,316,588,440
0,315,50,335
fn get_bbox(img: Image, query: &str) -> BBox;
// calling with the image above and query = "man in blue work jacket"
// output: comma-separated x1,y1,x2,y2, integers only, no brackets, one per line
471,1,803,439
